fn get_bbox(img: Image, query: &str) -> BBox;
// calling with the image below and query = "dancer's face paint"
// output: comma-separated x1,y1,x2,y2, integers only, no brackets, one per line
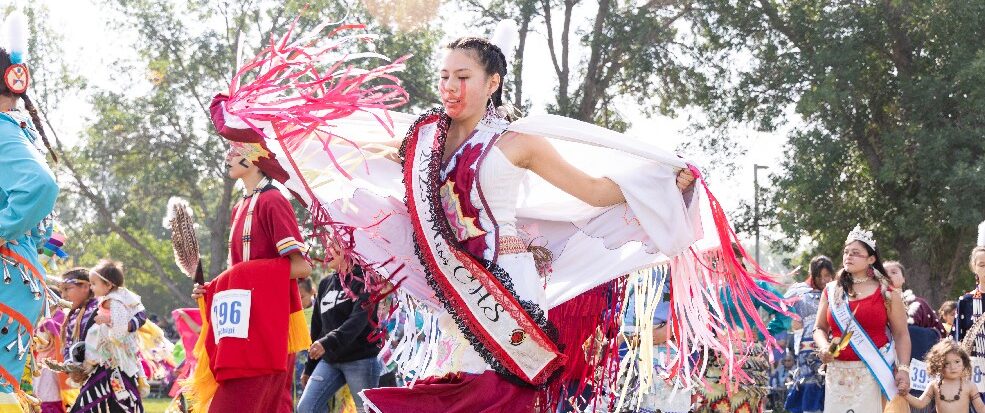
439,49,496,120
61,279,91,308
841,241,875,275
225,149,255,180
439,76,468,118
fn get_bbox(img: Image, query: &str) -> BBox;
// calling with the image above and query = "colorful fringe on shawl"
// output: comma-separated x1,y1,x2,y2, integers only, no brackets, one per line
217,15,411,307
544,279,626,412
206,13,794,412
667,167,791,387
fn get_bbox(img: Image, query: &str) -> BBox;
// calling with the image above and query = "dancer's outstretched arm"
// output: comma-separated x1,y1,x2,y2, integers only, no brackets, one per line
497,131,694,207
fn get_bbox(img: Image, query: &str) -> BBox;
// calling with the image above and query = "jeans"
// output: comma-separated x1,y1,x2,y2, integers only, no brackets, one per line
297,357,382,413
294,350,309,398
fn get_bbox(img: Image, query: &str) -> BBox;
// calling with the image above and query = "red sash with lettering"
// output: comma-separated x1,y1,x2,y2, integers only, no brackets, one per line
401,109,564,386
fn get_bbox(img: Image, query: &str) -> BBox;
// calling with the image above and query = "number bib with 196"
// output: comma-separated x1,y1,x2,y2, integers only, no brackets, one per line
211,289,252,343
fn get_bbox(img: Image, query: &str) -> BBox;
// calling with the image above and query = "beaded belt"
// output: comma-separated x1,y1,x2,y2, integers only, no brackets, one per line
499,236,527,255
499,236,554,277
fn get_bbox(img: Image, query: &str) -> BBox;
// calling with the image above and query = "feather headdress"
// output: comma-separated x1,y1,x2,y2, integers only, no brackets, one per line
3,11,28,64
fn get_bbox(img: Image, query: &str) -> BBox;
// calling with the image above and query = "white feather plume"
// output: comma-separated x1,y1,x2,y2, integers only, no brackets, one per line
4,11,28,63
489,20,518,65
163,196,193,228
977,220,985,247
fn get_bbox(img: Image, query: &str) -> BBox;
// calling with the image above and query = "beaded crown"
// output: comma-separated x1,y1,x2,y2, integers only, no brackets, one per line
845,224,876,250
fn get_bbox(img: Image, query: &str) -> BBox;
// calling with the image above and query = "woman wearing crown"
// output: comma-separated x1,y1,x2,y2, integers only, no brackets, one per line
812,226,911,412
208,18,791,412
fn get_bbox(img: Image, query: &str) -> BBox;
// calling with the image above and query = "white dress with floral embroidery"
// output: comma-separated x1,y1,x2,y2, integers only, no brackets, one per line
83,288,145,378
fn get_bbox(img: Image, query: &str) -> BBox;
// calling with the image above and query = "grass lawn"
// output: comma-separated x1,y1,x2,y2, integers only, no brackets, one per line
142,397,174,413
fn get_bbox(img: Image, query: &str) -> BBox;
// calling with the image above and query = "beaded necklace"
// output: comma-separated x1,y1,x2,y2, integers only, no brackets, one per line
938,378,963,403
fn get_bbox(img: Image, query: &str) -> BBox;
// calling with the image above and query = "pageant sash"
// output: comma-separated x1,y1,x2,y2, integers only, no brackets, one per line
402,110,564,386
827,283,897,398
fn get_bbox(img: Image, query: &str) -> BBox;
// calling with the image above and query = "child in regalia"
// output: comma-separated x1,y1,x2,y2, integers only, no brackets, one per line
72,260,146,413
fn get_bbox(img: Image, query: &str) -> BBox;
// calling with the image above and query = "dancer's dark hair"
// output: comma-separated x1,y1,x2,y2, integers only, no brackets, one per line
0,48,56,161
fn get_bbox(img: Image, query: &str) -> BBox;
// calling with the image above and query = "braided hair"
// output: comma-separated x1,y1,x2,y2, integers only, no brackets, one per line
445,37,516,120
0,48,56,161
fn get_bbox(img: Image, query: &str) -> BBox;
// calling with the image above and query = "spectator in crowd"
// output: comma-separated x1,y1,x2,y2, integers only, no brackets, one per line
939,300,957,337
295,277,316,399
883,260,943,413
297,244,381,413
885,261,946,337
784,255,833,413
770,353,796,412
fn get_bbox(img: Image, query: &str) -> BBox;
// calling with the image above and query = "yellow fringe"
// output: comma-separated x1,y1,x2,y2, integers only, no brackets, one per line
0,404,22,413
0,391,23,413
334,385,358,413
60,388,79,408
287,309,312,354
183,299,218,413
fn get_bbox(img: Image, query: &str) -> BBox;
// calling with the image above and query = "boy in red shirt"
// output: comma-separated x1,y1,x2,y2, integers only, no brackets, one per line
189,94,313,413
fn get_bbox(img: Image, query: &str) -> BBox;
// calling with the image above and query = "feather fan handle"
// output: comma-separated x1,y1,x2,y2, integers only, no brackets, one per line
165,197,201,281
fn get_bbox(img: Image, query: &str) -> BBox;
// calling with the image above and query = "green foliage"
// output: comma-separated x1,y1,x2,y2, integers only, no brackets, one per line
73,231,182,317
684,0,985,304
46,0,442,315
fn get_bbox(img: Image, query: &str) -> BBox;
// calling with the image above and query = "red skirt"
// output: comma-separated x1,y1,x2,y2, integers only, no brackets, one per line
361,371,536,413
208,354,295,413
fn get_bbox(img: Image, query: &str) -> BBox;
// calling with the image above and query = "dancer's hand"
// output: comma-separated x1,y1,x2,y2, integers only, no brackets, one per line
94,313,110,325
818,348,834,364
191,283,206,300
301,374,309,389
676,169,696,192
895,370,910,395
309,341,325,360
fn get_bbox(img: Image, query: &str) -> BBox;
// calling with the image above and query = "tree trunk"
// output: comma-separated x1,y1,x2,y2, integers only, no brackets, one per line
59,154,193,306
575,0,612,122
897,244,936,304
512,1,537,108
896,233,969,308
207,177,236,279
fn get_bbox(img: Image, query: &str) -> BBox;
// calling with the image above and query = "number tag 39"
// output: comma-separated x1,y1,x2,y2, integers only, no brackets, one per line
211,289,252,343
